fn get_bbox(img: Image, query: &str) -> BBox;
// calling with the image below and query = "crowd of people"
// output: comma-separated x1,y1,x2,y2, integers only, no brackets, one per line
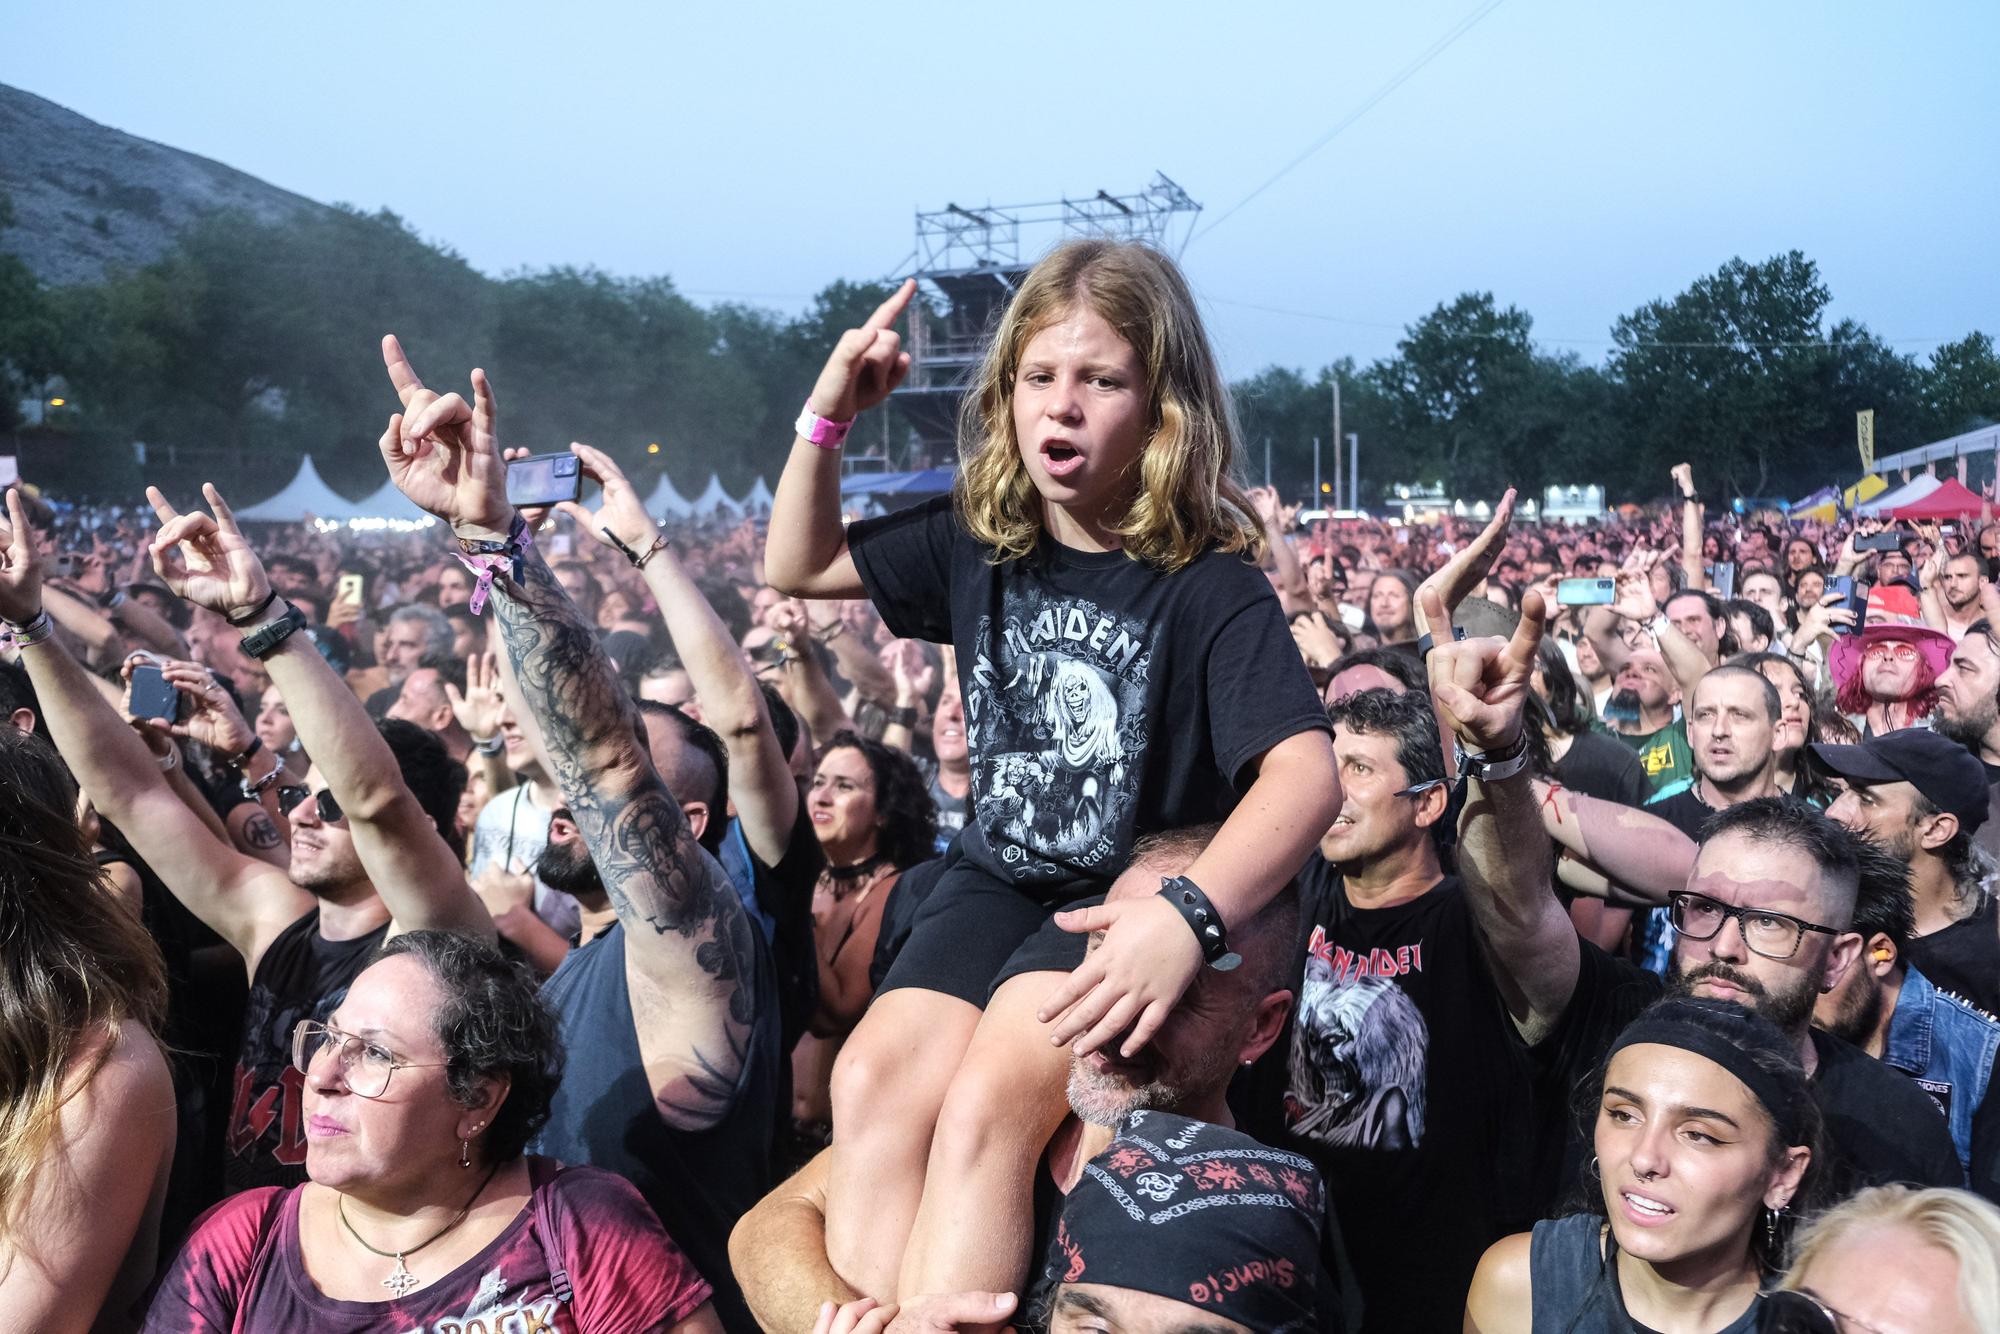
4,236,1999,1334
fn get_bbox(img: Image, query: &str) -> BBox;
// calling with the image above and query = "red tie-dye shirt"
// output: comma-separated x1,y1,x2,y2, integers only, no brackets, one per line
142,1159,710,1333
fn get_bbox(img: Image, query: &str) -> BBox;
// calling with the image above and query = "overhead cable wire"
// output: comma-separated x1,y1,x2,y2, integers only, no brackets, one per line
1190,0,1508,245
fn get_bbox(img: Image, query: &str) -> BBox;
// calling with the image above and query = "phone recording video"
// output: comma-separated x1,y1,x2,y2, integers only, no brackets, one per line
505,453,582,508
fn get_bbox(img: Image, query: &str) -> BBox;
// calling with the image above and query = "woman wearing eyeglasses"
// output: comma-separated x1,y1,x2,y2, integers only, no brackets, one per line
1464,997,1823,1334
145,931,720,1333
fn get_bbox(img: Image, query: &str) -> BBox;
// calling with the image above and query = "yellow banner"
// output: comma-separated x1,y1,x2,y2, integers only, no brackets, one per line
1857,409,1876,472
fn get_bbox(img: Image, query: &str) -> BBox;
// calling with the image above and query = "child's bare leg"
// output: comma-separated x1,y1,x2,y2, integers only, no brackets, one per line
896,970,1073,1300
824,987,982,1301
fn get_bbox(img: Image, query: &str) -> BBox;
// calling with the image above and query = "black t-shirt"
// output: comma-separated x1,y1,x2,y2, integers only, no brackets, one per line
224,910,388,1195
533,916,781,1333
849,497,1328,899
1643,787,1711,841
1532,941,1964,1202
1904,890,2000,1017
736,806,826,1057
1553,729,1652,810
1245,862,1539,1334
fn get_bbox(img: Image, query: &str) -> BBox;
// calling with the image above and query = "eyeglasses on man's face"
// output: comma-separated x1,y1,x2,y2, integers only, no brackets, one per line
1668,891,1839,961
291,1020,444,1099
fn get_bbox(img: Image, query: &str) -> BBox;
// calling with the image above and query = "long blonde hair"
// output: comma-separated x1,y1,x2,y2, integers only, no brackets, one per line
954,238,1262,572
0,727,167,1252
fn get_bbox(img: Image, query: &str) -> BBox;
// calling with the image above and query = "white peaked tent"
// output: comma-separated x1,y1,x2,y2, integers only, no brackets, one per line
353,478,433,523
741,476,774,514
1857,473,1943,517
645,473,694,518
691,474,741,516
237,457,362,522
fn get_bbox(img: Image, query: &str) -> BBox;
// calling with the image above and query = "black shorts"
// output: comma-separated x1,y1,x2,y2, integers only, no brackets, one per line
878,853,1104,1008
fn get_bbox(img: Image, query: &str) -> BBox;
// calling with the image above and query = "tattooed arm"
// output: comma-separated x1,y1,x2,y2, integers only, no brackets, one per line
492,551,759,1131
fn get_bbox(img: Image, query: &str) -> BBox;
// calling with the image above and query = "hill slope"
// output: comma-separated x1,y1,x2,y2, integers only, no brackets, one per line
0,81,331,285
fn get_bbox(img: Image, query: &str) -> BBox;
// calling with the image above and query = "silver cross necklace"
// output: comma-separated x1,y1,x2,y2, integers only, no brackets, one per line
337,1160,503,1297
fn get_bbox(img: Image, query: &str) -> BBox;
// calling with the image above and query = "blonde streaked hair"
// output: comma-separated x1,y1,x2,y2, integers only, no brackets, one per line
953,239,1261,572
1780,1186,2000,1329
0,728,167,1262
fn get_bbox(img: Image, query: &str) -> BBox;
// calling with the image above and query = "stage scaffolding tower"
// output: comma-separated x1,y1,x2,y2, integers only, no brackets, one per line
886,173,1200,468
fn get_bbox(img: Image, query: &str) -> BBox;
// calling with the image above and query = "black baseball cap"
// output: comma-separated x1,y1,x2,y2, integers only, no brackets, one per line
1811,729,1990,832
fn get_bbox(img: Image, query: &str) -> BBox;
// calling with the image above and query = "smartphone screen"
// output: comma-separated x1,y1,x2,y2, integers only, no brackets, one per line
505,453,582,507
1557,577,1617,606
128,663,179,721
336,572,365,606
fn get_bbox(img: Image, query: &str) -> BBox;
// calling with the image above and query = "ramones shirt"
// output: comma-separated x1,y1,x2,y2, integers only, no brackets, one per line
224,910,388,1196
1247,863,1540,1334
849,497,1328,900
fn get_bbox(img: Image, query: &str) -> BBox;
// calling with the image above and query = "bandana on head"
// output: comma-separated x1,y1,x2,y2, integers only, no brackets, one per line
1048,1113,1324,1333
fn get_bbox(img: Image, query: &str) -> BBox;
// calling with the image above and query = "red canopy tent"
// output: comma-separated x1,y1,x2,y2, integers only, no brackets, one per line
1888,478,1990,521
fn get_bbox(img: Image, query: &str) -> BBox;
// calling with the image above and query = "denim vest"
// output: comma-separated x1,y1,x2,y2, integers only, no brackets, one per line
1884,964,2000,1183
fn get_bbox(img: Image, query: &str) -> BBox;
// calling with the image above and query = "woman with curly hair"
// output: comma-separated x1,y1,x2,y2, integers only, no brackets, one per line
145,931,719,1332
0,725,174,1332
792,731,937,1136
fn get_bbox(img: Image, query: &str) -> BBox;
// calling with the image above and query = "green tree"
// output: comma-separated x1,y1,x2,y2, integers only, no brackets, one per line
1923,333,2000,437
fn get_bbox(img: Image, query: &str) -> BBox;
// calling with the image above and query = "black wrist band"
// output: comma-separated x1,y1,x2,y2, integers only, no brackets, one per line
225,588,280,627
1158,876,1242,972
230,736,264,768
240,603,307,660
1416,625,1467,660
885,704,918,728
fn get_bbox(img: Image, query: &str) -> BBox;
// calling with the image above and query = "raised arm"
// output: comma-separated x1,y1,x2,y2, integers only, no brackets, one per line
146,484,492,943
1672,462,1705,591
554,442,799,866
1533,780,1695,902
1250,487,1312,616
378,341,758,1130
1411,488,1517,642
1424,586,1575,1045
766,281,914,598
0,490,306,967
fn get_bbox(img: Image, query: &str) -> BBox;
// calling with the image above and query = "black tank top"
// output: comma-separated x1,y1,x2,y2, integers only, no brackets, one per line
1528,1214,1763,1334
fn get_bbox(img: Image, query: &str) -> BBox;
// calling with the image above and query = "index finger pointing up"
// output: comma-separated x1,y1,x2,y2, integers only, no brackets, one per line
864,279,917,331
382,334,425,405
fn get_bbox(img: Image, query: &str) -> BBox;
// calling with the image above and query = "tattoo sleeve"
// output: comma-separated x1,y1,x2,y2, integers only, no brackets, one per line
491,551,757,1123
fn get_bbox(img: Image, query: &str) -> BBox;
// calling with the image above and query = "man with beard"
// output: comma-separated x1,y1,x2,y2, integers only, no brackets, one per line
1602,649,1692,794
1812,840,1998,1200
1631,666,1790,972
0,488,490,1198
1818,728,2000,1016
726,828,1311,1334
1934,617,2000,864
531,720,778,1333
1520,795,1961,1198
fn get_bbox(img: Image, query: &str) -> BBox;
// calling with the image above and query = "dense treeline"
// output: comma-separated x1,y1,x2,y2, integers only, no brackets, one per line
1,198,1996,505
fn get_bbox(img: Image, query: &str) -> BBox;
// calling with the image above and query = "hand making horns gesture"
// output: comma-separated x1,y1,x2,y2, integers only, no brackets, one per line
378,335,513,540
1420,584,1547,756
